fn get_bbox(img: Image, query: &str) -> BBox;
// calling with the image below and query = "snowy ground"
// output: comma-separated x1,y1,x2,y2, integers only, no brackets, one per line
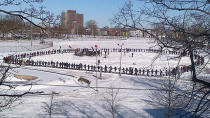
32,38,191,70
0,37,207,118
0,40,49,53
31,51,191,70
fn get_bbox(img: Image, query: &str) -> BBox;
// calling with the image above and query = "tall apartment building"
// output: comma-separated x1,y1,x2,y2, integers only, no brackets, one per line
61,10,84,34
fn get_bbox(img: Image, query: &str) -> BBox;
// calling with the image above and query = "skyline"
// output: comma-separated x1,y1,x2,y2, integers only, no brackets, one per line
1,0,144,27
42,0,127,27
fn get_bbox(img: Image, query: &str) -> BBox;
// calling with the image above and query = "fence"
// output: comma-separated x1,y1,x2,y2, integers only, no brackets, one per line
0,40,53,53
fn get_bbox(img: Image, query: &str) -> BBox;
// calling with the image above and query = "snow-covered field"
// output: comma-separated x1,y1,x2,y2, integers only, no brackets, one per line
32,38,190,69
0,37,204,118
0,40,46,53
31,51,191,70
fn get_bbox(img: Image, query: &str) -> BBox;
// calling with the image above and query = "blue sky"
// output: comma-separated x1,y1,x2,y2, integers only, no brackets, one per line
42,0,146,27
2,0,145,27
42,0,127,27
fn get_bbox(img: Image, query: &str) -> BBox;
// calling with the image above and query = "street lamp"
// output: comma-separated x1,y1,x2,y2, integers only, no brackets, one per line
118,43,124,76
95,44,98,91
30,11,33,50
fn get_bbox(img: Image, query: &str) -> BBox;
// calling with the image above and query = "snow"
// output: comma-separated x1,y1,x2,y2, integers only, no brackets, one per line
31,51,191,70
47,37,158,50
0,40,42,53
30,37,191,70
0,37,208,118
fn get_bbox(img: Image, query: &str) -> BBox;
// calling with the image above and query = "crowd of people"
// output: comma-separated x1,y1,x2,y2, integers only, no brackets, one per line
3,47,205,77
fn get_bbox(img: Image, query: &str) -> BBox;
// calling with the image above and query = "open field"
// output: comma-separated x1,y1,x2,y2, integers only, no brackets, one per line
0,37,208,118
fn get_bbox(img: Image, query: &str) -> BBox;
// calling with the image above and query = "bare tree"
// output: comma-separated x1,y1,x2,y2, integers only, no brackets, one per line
113,0,209,117
42,92,58,118
85,20,98,36
151,60,190,118
0,0,58,112
0,0,43,28
103,87,120,118
0,65,43,112
0,15,25,38
0,0,60,39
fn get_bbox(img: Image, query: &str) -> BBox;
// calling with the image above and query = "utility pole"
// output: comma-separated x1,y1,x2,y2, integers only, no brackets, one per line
118,43,124,76
30,11,33,50
95,44,98,92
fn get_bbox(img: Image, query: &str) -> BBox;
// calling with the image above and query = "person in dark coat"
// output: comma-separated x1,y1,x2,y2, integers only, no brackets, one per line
114,67,117,72
109,66,112,73
134,68,138,75
88,65,90,71
125,68,128,74
172,68,177,76
155,69,158,76
146,69,149,76
139,68,141,75
122,68,125,74
104,65,107,72
84,64,87,70
142,69,145,75
3,57,7,63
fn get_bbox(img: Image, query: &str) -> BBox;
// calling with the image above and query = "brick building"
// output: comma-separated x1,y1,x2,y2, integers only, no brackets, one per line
61,10,84,34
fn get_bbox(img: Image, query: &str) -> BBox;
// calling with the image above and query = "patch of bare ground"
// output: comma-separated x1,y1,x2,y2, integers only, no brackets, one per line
14,74,38,80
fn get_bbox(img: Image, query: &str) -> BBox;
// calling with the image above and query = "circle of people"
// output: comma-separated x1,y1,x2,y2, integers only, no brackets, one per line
3,47,204,77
